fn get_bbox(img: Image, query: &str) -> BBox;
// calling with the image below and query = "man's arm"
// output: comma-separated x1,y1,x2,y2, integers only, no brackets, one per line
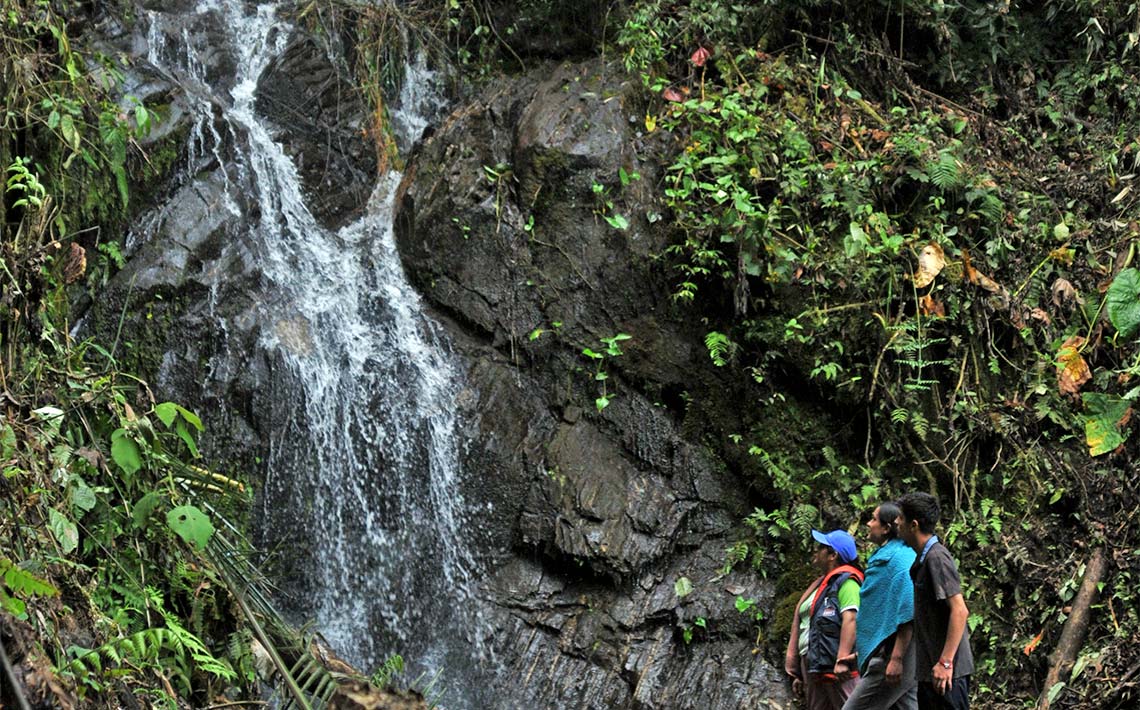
932,594,968,693
885,621,913,686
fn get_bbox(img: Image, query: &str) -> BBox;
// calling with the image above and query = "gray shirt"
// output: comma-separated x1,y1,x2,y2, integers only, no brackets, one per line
910,541,974,680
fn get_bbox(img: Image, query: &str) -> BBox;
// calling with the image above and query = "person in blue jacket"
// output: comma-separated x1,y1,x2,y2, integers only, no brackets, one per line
840,502,918,710
785,529,863,710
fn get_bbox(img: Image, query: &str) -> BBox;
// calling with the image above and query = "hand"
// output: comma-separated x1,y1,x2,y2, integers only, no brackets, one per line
792,677,804,696
932,660,953,695
833,659,852,681
885,655,903,686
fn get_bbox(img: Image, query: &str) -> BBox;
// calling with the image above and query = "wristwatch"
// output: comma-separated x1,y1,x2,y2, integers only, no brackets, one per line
939,659,953,670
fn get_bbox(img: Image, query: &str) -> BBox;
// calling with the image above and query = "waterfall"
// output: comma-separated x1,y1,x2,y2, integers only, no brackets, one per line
139,2,492,707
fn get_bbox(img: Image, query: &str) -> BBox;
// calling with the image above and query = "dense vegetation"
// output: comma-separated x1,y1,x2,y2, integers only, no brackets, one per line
602,1,1140,707
6,0,1140,708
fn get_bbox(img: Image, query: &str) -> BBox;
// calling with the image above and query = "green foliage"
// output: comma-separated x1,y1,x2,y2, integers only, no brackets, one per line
621,0,1140,699
0,558,59,619
1107,267,1140,340
582,333,632,411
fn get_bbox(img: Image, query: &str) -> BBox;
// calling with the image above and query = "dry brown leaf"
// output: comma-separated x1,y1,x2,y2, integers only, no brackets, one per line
914,243,946,288
62,242,86,284
920,294,946,317
1056,335,1092,395
1030,307,1051,325
1051,278,1081,308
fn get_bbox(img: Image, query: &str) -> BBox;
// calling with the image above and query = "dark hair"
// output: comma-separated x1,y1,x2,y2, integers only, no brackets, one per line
898,492,940,534
876,501,903,540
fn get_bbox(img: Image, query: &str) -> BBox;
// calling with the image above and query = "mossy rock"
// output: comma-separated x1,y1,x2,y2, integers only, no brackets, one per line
767,558,817,660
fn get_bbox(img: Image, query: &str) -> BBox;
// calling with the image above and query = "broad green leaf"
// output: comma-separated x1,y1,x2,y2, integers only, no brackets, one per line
166,505,214,550
674,576,693,598
154,402,178,428
49,509,79,554
70,479,97,512
1082,392,1131,456
176,421,200,458
1046,682,1065,704
176,405,204,431
1,424,16,459
132,491,164,529
60,114,81,152
0,589,26,618
1107,267,1140,339
110,429,143,475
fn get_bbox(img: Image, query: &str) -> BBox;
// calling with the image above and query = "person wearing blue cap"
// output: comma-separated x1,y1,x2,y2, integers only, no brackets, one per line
840,502,918,710
785,528,864,710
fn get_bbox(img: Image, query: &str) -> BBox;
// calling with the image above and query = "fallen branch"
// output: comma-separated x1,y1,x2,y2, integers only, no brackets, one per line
1038,548,1109,710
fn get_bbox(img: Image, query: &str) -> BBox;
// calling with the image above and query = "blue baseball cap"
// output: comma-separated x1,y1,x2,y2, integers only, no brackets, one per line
811,529,857,563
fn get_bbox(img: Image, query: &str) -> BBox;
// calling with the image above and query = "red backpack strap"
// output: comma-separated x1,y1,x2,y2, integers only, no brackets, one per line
810,565,864,614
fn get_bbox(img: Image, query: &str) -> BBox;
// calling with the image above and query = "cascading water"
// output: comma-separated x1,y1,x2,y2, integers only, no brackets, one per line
139,2,494,706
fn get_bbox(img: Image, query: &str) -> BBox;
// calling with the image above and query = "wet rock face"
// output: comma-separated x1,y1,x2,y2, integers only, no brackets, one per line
255,35,377,229
396,61,790,708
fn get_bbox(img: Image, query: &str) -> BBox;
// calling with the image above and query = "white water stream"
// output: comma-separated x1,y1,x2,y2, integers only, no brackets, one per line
141,2,491,706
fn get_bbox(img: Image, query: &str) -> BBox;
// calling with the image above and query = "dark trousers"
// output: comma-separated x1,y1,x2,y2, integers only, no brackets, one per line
916,677,969,710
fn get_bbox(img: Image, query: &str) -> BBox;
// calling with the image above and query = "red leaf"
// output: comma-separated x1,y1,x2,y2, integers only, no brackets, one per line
663,87,683,103
691,47,711,67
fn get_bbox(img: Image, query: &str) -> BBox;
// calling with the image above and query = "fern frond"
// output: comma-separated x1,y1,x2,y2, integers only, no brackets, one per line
890,408,910,423
704,331,734,367
929,150,964,191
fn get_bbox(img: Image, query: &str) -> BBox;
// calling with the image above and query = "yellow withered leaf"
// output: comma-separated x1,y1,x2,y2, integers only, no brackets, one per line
1056,336,1091,396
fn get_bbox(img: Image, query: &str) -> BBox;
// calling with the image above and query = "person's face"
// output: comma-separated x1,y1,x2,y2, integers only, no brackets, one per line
867,506,890,545
812,544,838,573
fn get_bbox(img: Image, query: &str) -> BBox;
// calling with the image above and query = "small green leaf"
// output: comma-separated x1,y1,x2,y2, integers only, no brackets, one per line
154,402,178,428
1053,222,1070,241
49,509,79,554
595,395,610,411
604,213,630,230
674,576,693,598
110,429,143,476
582,348,604,360
166,505,215,550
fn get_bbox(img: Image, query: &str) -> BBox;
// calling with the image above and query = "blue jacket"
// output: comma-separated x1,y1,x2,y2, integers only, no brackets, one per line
855,538,917,674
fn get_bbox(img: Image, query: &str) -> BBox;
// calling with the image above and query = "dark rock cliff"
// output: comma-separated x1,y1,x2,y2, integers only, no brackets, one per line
393,60,789,708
